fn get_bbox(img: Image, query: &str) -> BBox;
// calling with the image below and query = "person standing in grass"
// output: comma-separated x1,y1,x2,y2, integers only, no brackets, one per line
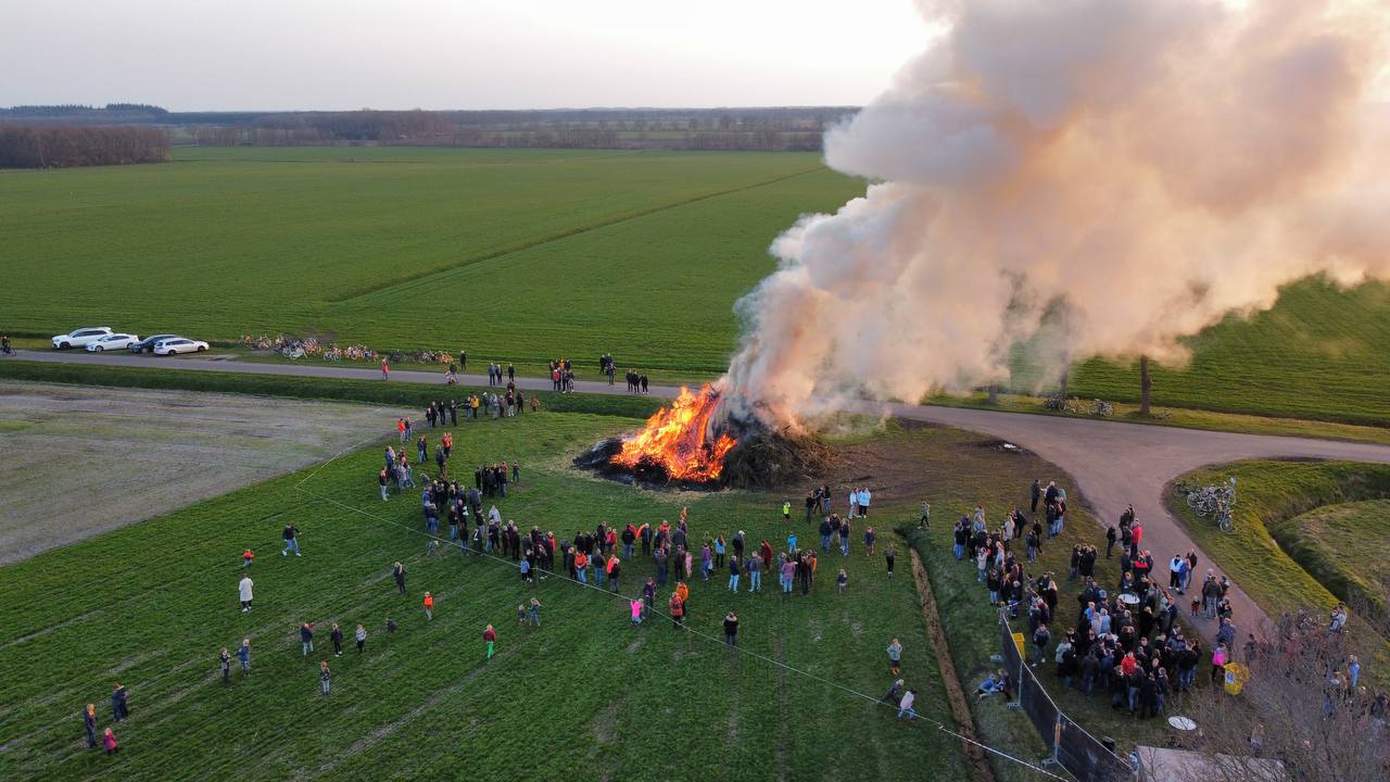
319,660,332,696
864,526,876,557
282,523,301,557
83,703,98,749
238,638,251,675
242,548,254,568
782,500,791,522
483,624,497,659
331,624,344,657
748,554,762,593
393,561,407,595
724,610,739,646
219,647,231,683
837,568,848,594
423,592,434,621
608,555,621,593
238,574,254,612
103,727,119,755
355,624,367,654
897,689,918,720
642,577,656,620
887,639,903,676
111,683,129,722
885,545,897,579
528,598,542,627
300,622,315,656
630,597,643,626
669,593,685,629
728,554,741,592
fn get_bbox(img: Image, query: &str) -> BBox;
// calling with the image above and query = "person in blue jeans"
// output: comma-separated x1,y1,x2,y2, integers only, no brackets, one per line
728,555,741,592
748,555,762,592
282,524,301,557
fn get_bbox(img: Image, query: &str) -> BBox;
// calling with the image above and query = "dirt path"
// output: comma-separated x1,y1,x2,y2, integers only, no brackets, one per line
0,381,405,563
16,350,1390,641
910,548,995,782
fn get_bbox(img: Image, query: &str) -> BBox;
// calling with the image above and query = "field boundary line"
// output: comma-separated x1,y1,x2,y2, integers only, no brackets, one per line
326,165,828,304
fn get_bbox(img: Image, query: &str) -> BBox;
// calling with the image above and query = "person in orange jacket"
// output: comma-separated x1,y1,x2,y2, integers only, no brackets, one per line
423,591,434,621
241,548,254,568
669,593,685,629
574,550,589,584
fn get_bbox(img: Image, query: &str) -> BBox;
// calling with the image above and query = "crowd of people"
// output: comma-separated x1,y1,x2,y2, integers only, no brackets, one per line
946,477,1267,721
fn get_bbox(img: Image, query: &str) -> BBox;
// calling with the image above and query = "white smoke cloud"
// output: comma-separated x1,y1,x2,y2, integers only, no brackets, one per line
722,0,1390,430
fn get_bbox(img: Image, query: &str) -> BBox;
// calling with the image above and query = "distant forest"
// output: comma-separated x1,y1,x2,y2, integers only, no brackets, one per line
0,125,170,168
0,104,856,153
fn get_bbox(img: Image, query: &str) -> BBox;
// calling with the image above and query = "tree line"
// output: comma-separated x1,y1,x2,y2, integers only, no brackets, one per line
0,125,170,168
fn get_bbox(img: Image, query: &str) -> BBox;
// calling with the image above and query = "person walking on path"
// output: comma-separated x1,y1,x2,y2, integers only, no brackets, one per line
282,523,301,557
887,639,903,676
237,638,251,675
724,611,740,646
83,703,98,749
238,574,254,612
300,622,315,656
355,624,367,653
319,660,332,696
381,358,390,381
483,624,497,659
220,648,231,683
423,592,434,621
393,561,407,595
331,624,344,656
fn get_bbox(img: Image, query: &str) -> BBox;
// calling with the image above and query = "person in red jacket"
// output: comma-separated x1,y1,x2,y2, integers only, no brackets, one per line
102,727,118,755
483,624,497,659
423,592,434,621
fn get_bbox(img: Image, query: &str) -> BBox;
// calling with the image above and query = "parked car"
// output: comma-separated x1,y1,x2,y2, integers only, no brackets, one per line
152,338,209,356
128,334,181,353
86,333,140,352
51,327,113,350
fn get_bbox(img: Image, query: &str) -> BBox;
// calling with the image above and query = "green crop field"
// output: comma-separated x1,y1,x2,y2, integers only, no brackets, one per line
1283,499,1390,623
4,147,1389,425
0,410,985,781
0,146,859,377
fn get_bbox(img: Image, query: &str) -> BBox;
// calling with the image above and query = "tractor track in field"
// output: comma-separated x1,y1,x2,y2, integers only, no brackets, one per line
327,165,827,304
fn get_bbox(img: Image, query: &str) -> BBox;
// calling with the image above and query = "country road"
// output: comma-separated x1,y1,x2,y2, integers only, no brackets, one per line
13,349,1390,643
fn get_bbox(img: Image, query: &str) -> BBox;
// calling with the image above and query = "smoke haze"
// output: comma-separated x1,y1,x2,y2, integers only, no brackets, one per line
721,0,1390,430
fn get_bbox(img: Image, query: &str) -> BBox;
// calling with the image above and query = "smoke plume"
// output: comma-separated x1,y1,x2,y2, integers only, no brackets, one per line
721,0,1390,430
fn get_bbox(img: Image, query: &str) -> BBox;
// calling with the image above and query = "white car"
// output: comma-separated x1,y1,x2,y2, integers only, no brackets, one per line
85,333,140,352
152,338,209,356
52,327,114,350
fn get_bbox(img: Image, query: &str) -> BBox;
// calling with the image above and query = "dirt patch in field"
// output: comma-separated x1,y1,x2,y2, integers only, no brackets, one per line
910,549,995,782
0,381,405,563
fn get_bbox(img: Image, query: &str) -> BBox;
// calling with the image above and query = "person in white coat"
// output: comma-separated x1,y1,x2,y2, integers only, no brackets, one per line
238,575,254,612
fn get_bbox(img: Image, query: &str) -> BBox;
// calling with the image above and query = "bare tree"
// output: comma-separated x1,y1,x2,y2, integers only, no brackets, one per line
1182,609,1388,782
1139,355,1152,416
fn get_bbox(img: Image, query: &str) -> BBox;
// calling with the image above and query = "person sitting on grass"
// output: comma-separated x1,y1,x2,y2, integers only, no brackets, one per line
976,670,1011,699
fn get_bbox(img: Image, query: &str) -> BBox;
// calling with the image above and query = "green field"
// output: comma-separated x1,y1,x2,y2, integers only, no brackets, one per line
0,410,984,781
1165,460,1390,677
5,147,1390,425
0,147,858,377
1283,500,1390,624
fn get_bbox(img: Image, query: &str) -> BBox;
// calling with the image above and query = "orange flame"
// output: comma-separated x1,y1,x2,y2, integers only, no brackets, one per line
612,384,737,482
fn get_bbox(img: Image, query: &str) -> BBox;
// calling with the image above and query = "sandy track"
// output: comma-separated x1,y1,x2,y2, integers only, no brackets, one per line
0,382,403,563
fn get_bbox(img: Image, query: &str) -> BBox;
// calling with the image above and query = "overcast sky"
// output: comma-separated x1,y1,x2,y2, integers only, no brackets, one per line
0,0,931,111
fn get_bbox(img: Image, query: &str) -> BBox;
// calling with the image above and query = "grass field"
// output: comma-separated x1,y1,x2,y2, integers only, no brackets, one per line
1283,500,1390,624
0,411,993,781
1165,459,1390,678
0,146,858,377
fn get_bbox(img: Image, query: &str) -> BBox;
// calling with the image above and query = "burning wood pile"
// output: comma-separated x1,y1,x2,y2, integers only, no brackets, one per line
574,384,829,489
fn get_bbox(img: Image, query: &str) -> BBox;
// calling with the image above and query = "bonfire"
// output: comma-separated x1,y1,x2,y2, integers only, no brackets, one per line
575,383,829,489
